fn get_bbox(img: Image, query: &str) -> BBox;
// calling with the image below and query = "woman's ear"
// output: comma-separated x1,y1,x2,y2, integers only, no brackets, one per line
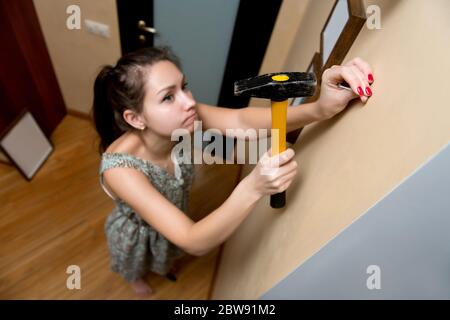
123,109,145,130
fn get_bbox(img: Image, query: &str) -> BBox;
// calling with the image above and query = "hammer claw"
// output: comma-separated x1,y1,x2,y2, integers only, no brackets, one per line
234,72,317,101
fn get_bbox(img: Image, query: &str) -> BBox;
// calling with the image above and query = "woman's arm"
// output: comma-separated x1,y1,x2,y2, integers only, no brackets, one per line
197,57,374,136
104,167,258,256
235,100,323,133
103,148,297,256
196,101,321,138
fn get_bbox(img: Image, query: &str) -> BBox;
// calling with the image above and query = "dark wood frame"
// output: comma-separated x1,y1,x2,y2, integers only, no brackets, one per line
309,51,324,86
290,51,323,107
320,0,367,70
287,0,366,145
286,52,323,144
0,109,54,181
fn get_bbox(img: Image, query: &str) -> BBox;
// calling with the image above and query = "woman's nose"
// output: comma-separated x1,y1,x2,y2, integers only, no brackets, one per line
181,91,196,110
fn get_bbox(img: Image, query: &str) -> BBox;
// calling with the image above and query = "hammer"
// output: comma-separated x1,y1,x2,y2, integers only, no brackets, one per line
234,72,316,208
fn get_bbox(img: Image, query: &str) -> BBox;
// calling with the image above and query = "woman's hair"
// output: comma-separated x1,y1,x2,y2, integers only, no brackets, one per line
92,46,181,154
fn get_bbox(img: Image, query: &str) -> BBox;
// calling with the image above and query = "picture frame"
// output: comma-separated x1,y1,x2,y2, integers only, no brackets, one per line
320,0,366,70
0,150,11,165
287,0,366,145
0,110,54,180
286,51,323,144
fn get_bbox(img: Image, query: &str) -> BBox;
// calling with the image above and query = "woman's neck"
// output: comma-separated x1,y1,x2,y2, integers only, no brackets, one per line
136,129,176,163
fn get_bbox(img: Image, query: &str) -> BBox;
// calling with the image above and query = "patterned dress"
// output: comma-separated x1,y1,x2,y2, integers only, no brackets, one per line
99,152,195,282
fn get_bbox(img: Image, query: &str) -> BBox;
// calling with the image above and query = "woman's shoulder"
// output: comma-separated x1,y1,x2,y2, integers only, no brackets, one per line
105,131,139,154
100,133,148,173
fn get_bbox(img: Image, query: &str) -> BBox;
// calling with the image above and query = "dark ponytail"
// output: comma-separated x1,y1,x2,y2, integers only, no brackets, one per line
92,46,181,154
92,65,121,153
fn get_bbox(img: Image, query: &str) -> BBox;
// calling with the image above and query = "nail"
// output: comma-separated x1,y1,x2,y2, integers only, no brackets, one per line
368,74,374,83
365,87,372,96
357,86,364,96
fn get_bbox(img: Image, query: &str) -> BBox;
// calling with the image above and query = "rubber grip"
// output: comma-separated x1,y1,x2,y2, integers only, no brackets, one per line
270,191,286,208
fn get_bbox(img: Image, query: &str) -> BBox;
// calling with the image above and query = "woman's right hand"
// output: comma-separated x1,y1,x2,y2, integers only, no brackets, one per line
245,148,298,198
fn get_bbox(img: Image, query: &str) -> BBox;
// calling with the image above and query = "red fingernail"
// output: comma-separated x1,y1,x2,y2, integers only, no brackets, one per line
365,87,372,96
357,86,364,96
368,74,374,83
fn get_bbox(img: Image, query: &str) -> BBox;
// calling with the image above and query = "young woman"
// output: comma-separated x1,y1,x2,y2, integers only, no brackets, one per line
93,47,374,295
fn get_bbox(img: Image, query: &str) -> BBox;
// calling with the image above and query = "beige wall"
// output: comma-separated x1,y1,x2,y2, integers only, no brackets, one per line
33,0,121,115
249,0,316,108
284,0,336,72
213,0,450,299
259,0,312,75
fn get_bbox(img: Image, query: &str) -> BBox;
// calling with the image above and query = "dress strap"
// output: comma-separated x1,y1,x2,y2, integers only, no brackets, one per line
99,153,148,201
100,153,148,175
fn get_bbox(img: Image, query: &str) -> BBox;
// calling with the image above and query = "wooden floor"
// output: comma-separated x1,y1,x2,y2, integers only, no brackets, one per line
0,115,241,299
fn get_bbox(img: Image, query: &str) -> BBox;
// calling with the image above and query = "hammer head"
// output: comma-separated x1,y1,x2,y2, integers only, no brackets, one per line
234,72,317,102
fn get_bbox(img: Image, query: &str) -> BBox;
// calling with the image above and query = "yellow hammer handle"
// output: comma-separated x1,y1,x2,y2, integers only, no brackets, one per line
270,100,288,208
271,100,288,155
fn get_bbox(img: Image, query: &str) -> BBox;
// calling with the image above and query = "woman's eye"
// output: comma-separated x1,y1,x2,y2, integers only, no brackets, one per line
163,94,174,102
182,82,189,91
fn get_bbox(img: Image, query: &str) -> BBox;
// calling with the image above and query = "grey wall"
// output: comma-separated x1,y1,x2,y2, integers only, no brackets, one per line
154,0,240,106
261,142,450,300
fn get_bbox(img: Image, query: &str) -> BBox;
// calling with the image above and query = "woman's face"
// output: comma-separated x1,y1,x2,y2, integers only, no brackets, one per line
140,60,197,137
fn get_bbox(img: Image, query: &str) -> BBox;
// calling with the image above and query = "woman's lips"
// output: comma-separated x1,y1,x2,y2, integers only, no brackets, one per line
184,112,197,124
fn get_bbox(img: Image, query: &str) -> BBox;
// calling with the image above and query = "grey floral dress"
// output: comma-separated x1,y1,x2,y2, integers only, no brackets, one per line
99,152,195,282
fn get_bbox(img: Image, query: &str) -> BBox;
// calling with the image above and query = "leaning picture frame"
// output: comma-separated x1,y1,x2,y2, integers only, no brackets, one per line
0,110,54,180
286,51,323,144
320,0,366,70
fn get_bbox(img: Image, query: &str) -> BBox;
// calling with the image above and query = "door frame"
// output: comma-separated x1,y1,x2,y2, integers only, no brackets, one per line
218,0,283,109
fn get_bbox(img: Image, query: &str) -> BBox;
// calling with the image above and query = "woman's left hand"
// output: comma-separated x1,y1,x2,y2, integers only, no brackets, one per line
315,57,374,120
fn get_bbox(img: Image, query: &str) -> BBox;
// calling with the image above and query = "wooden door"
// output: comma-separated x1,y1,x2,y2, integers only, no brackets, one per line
116,0,154,55
0,0,66,139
